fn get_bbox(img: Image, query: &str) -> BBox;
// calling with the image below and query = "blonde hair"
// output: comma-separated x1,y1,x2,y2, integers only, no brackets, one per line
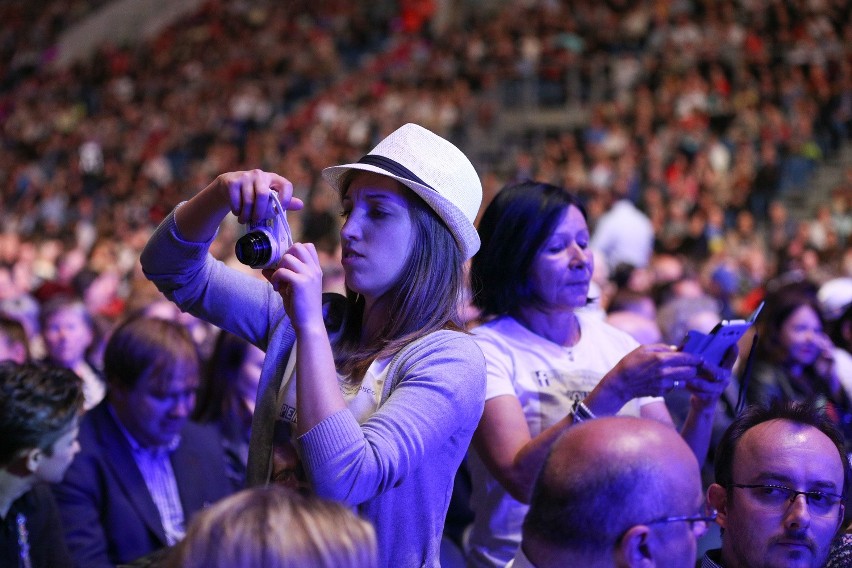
168,486,377,568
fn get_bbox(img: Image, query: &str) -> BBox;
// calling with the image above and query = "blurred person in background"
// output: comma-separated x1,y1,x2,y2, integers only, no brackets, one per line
590,171,654,274
133,296,220,363
748,283,852,455
0,263,44,359
193,330,264,488
0,314,30,364
657,294,741,490
606,288,658,322
605,288,661,344
32,247,87,305
605,310,663,345
39,296,105,411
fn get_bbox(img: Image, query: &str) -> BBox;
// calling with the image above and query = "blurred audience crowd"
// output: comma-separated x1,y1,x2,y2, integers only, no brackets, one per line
1,0,852,565
0,0,850,436
1,1,850,341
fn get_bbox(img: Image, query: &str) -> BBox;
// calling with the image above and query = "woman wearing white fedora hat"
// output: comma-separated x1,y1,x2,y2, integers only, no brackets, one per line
141,123,486,568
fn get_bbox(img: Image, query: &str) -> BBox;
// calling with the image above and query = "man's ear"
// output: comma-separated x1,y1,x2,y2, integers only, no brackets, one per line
708,483,728,529
615,525,655,568
836,505,846,534
4,449,38,476
23,447,43,474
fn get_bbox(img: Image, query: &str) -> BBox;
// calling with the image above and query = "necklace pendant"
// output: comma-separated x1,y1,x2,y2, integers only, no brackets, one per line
17,512,32,568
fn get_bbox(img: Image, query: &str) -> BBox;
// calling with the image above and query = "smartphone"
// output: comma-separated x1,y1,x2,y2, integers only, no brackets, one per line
680,302,764,366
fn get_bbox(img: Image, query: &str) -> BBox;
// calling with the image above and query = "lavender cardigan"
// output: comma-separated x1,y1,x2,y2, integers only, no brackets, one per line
141,208,486,567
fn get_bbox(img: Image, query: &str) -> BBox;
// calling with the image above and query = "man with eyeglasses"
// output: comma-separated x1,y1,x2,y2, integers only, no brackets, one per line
704,400,848,568
508,415,710,567
52,317,236,567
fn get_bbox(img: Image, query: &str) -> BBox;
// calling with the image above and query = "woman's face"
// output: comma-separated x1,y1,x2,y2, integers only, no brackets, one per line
340,172,415,307
528,205,593,311
780,304,823,366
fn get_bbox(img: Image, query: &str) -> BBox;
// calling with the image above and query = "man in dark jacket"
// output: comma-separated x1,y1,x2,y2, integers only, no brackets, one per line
53,316,235,567
0,362,84,568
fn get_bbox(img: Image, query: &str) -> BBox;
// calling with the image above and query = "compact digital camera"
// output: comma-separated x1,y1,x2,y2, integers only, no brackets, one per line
234,193,293,270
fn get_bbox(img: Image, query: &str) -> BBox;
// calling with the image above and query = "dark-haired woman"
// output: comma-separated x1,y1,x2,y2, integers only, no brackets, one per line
465,180,735,568
193,331,265,488
749,283,852,448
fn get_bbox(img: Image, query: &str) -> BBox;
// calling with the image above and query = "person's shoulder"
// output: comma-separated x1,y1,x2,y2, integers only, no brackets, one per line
470,315,530,342
419,328,482,354
393,329,486,376
181,420,226,448
826,533,852,568
177,422,233,480
60,409,115,478
19,482,55,508
76,401,113,444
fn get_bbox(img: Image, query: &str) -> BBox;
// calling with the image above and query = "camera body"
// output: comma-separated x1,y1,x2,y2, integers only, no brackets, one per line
235,195,292,270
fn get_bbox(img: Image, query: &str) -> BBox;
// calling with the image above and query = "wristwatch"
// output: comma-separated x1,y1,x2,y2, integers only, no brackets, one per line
572,399,596,423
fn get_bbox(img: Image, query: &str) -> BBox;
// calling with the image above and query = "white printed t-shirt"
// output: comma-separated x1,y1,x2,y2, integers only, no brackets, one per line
466,311,660,568
272,341,387,487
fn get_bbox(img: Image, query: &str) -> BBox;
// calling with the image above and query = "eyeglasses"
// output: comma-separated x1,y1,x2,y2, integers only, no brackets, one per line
730,483,845,517
645,507,718,538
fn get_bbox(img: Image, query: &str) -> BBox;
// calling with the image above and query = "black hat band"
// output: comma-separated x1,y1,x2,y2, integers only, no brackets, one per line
357,154,435,191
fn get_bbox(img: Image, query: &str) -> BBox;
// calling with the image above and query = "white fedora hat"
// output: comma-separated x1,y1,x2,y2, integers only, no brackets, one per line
322,123,483,260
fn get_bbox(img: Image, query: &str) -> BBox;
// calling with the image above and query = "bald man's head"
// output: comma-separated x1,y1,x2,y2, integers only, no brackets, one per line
522,417,702,567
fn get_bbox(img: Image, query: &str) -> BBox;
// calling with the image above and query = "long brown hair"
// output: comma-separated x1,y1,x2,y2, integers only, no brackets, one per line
333,177,465,382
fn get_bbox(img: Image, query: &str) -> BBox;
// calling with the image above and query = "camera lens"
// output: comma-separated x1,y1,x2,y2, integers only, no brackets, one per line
235,232,272,268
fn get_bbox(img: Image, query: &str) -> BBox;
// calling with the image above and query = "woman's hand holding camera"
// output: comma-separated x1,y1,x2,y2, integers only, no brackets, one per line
264,243,325,332
215,169,302,224
176,169,304,246
210,170,323,328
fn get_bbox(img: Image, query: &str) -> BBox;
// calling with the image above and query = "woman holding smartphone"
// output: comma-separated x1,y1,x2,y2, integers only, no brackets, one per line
465,180,736,568
141,124,486,568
